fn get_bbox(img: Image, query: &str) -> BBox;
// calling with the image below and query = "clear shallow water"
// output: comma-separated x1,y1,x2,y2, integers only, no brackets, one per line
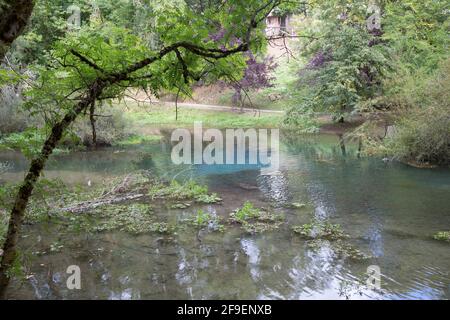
1,133,449,300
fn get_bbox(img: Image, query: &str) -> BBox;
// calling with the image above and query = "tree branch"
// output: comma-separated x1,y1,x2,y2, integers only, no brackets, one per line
70,49,105,73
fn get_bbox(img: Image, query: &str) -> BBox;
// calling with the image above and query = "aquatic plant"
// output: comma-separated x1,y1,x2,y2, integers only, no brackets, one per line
230,201,261,223
191,209,212,228
92,204,174,235
433,231,450,242
49,241,64,253
149,179,221,204
195,193,222,204
230,201,284,234
190,209,224,232
306,239,371,260
293,221,349,240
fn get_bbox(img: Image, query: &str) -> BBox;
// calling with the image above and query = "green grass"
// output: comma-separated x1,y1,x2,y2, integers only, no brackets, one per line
121,103,282,129
115,134,161,146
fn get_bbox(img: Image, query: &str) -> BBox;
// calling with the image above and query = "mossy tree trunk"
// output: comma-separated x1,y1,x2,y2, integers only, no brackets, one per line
0,78,107,299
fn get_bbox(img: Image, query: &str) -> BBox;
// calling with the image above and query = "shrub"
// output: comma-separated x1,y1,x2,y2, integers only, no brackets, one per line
382,59,450,165
74,103,129,147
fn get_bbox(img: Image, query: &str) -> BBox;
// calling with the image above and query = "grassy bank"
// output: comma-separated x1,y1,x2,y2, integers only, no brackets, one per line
121,102,283,130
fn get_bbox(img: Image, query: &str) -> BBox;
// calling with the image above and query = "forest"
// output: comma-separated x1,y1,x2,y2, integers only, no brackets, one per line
0,0,449,301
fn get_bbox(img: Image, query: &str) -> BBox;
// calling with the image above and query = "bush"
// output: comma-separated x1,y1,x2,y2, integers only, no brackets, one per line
384,106,450,165
73,103,129,147
382,59,450,165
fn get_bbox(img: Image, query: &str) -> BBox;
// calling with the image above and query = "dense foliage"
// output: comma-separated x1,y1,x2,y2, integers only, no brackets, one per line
283,0,449,164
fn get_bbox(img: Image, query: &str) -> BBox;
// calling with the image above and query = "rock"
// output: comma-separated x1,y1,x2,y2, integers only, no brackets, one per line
238,183,259,190
170,203,191,209
291,202,306,209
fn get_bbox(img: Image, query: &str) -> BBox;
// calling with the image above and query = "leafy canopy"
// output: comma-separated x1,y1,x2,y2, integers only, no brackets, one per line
23,1,281,122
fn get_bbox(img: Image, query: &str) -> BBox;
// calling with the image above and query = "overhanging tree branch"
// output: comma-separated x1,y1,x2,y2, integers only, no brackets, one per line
0,0,282,298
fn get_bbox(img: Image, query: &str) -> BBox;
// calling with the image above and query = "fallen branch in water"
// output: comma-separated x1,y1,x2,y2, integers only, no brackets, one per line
60,173,150,214
61,192,145,214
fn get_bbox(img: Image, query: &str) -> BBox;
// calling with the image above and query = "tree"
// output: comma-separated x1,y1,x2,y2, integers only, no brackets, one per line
230,53,277,110
383,0,449,71
0,0,283,298
0,0,35,61
287,0,390,121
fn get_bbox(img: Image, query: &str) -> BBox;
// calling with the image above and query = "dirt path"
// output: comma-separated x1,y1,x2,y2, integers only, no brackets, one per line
163,101,285,115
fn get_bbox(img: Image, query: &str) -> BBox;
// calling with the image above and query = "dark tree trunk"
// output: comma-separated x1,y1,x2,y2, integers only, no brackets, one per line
338,134,347,156
0,79,107,299
89,102,97,146
0,0,35,62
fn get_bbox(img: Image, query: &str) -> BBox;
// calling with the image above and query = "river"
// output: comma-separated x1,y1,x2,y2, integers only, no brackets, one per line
0,132,449,299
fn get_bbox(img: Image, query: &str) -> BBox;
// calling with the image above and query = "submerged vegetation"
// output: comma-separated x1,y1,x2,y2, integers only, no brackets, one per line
307,239,372,261
149,179,222,204
292,221,349,241
230,201,284,234
190,209,224,232
293,220,370,260
433,231,450,243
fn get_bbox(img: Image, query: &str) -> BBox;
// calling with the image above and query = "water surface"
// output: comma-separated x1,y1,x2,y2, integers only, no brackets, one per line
1,132,449,300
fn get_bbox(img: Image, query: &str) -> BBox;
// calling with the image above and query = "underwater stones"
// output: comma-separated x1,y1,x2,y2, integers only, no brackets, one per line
170,202,191,209
241,220,283,234
195,193,222,204
238,183,259,190
306,239,371,260
289,202,306,209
